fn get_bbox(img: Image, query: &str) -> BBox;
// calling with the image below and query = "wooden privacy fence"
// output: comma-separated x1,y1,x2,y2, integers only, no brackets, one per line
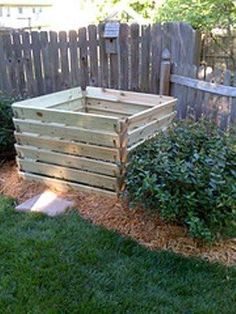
170,63,236,129
0,22,200,98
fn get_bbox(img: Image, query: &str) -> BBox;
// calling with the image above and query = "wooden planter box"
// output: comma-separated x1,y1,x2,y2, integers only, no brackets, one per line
13,87,176,197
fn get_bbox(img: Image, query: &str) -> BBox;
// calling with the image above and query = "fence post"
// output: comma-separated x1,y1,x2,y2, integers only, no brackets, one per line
160,48,171,96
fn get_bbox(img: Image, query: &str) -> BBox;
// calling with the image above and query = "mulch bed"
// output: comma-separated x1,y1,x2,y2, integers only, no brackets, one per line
1,160,236,266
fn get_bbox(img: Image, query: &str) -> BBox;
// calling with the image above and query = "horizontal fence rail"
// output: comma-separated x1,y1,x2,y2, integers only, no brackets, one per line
170,63,236,129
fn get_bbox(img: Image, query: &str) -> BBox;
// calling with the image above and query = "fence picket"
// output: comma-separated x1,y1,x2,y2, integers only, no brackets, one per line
119,23,129,90
140,25,151,92
88,25,99,86
69,30,79,87
79,27,89,90
130,23,139,91
98,24,108,88
59,31,70,90
40,31,52,94
31,31,44,95
22,32,36,96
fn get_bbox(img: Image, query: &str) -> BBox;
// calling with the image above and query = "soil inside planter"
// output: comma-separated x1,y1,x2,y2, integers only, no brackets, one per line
0,160,236,266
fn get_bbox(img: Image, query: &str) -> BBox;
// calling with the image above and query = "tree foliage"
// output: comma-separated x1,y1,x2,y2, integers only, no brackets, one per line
155,0,236,30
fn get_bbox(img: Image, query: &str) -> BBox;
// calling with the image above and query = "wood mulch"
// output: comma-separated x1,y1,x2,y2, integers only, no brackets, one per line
1,160,236,266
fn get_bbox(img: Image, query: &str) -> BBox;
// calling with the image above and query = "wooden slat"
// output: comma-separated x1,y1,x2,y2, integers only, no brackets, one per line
59,31,70,90
130,23,140,91
13,119,120,148
86,86,172,104
69,30,80,87
49,31,60,92
86,98,151,114
12,106,120,132
119,23,129,90
0,34,12,94
127,100,176,130
12,32,26,97
140,25,151,92
51,99,83,111
31,31,44,95
151,24,162,93
88,108,130,118
170,74,236,97
40,31,52,94
98,23,109,88
79,27,89,90
15,133,120,162
22,32,36,96
18,159,117,191
16,145,119,176
88,25,99,86
128,112,175,147
19,172,116,197
12,86,82,109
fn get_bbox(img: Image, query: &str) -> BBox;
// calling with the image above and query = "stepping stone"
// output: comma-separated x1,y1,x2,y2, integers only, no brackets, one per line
16,190,74,217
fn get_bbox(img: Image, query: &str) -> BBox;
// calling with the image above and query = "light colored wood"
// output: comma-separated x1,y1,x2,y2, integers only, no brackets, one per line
14,133,120,162
11,87,82,109
128,112,175,147
88,108,131,118
50,99,83,111
127,100,176,130
13,119,120,148
86,98,148,115
127,126,168,152
12,106,120,133
171,74,236,97
86,87,173,104
18,159,117,191
15,145,119,176
19,172,117,197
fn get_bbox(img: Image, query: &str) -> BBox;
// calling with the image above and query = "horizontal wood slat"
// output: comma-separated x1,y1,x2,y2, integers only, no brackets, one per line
13,119,120,148
19,172,117,197
127,100,176,130
12,106,120,132
18,159,117,191
11,87,82,108
15,145,119,176
128,112,175,147
14,133,120,162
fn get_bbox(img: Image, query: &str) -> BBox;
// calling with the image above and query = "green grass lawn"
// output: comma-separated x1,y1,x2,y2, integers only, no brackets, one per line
0,195,236,313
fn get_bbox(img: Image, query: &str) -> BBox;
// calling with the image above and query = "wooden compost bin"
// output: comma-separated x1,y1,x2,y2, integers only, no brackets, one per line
13,87,176,197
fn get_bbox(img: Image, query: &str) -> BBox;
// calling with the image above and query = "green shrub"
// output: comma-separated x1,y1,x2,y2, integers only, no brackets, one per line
126,120,236,241
0,94,15,157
